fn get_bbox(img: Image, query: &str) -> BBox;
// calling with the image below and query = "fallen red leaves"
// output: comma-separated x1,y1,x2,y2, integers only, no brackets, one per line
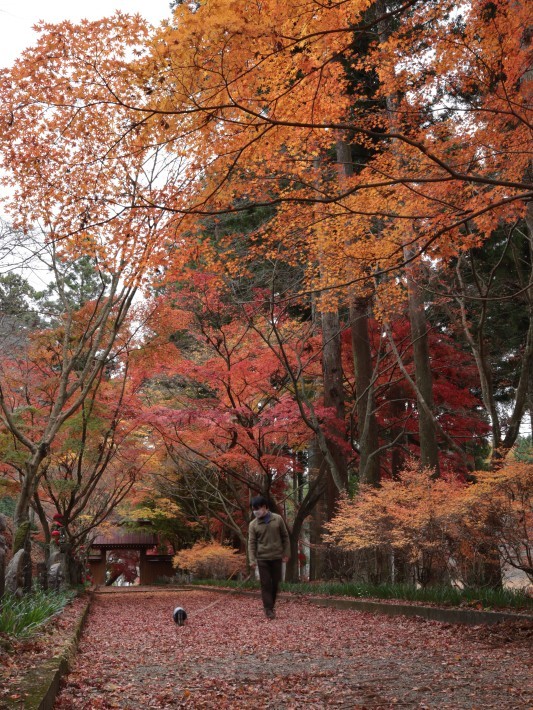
53,590,532,709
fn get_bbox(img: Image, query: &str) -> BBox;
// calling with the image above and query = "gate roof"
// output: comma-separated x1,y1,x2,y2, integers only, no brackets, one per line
90,532,158,550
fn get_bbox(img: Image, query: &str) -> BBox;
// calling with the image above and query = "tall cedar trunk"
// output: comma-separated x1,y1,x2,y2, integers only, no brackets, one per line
404,252,440,475
286,449,328,582
336,139,381,485
286,514,305,583
314,154,348,515
0,515,6,599
286,457,303,582
529,357,533,443
350,297,381,485
308,438,326,580
321,309,347,517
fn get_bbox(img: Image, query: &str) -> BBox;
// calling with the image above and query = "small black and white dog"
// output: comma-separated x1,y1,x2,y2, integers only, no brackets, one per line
173,606,187,626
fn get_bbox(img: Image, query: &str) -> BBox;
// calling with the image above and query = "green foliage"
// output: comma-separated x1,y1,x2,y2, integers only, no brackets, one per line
514,437,533,463
0,588,75,638
449,225,531,406
123,496,201,553
0,496,16,518
190,579,532,610
39,255,110,323
0,272,40,325
280,582,532,611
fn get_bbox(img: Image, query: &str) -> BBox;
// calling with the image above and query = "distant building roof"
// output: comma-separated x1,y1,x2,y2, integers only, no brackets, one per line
90,532,158,549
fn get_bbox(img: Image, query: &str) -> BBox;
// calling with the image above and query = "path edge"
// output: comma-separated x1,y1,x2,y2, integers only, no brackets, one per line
186,585,533,626
4,591,93,710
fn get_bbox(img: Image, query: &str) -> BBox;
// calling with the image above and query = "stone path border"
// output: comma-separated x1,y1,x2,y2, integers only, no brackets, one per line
187,584,533,626
2,593,92,710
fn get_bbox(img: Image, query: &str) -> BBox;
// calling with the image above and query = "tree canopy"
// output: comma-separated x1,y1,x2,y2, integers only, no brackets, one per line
0,0,531,590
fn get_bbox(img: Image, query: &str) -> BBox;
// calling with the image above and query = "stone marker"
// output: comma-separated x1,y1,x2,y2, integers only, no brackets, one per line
5,548,26,597
48,562,64,591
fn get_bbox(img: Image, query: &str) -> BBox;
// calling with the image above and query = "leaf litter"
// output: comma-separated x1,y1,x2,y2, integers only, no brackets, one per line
54,590,532,709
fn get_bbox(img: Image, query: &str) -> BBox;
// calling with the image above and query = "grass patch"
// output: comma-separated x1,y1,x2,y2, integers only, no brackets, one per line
190,579,532,611
0,587,75,638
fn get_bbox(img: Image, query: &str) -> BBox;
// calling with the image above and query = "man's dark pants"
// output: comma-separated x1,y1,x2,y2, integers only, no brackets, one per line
257,559,282,611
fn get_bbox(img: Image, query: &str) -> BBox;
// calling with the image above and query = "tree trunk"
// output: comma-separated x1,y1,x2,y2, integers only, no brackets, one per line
313,154,348,513
286,516,305,583
405,255,440,475
350,296,381,485
321,308,348,517
373,5,441,476
308,439,327,580
12,464,37,593
0,515,7,600
12,448,50,592
335,139,382,486
529,362,533,444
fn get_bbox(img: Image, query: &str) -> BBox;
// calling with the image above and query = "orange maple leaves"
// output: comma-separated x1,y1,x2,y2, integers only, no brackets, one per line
173,540,246,579
0,0,529,294
325,456,533,585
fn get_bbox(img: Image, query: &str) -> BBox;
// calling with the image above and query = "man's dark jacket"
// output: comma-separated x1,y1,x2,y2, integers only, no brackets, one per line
248,512,290,565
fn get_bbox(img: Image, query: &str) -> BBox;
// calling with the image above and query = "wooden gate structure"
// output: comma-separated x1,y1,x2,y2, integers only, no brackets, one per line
88,532,174,585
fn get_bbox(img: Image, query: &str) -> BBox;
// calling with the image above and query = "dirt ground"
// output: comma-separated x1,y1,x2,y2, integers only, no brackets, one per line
54,589,532,709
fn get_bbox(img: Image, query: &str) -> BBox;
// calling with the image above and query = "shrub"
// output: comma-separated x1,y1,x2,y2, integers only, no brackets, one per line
325,456,533,587
173,541,246,580
325,462,464,586
455,458,533,583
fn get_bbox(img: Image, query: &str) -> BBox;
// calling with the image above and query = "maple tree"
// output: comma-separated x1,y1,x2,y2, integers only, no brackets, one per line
454,455,533,583
0,243,141,590
105,549,140,586
30,368,153,583
0,0,531,591
1,2,529,280
325,462,469,586
130,265,490,583
138,275,322,578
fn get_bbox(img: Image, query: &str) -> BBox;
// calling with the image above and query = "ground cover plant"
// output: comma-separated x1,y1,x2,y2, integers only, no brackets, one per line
0,587,75,638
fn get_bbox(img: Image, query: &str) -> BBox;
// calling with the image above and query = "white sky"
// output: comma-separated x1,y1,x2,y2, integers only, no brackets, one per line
0,0,172,69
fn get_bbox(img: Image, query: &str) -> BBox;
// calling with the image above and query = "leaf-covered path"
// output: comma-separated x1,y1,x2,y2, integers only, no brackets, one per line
55,589,531,709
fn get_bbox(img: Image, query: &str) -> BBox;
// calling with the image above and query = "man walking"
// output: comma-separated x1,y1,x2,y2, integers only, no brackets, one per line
248,495,290,619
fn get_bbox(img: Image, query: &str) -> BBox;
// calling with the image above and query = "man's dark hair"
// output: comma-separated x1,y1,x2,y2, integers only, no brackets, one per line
251,495,269,509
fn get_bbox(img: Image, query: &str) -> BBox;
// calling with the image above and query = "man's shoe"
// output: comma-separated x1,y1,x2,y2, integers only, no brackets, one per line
265,608,275,619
